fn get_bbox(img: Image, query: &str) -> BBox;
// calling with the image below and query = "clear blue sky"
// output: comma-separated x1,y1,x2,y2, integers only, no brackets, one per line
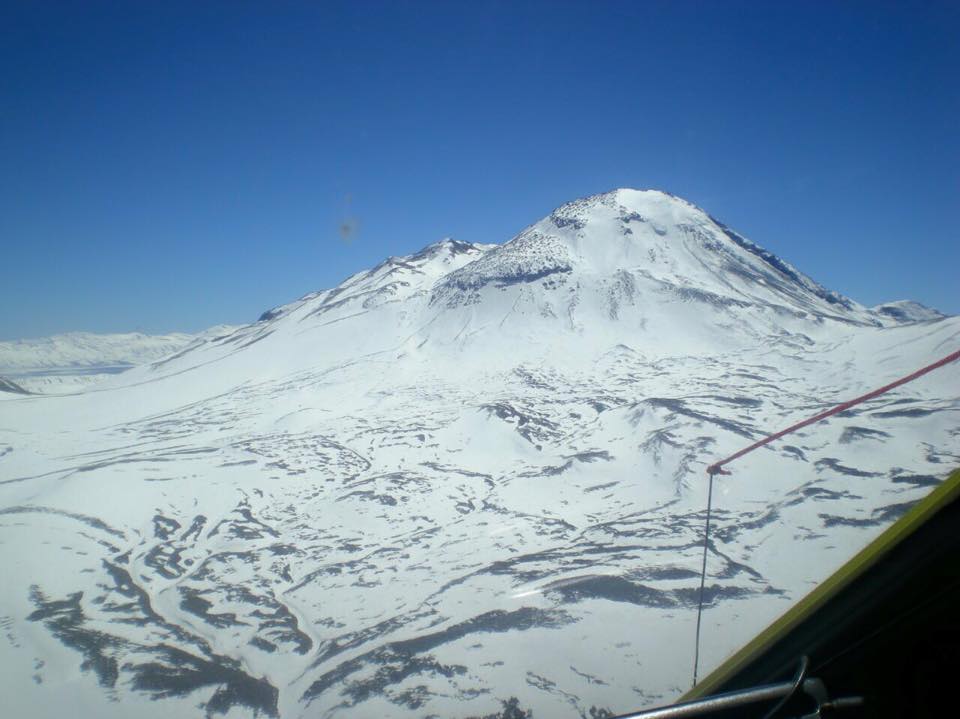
2,0,957,340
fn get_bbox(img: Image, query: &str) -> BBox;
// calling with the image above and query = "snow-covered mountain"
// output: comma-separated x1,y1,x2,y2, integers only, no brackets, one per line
1,189,957,719
871,299,946,323
0,326,238,393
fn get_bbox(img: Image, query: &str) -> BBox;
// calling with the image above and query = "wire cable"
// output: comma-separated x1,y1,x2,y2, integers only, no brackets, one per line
706,347,960,476
691,468,716,687
692,348,959,687
760,655,809,719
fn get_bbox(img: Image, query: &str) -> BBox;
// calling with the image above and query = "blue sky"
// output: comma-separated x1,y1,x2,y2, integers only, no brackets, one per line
1,0,957,339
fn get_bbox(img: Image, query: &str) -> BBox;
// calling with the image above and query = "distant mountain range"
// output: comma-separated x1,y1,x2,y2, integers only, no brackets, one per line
1,189,957,719
0,326,237,392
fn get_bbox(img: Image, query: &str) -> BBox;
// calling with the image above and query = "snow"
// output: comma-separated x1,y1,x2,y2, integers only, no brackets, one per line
0,189,957,718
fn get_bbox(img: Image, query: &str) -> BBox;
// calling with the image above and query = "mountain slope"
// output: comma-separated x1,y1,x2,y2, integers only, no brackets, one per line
0,190,957,719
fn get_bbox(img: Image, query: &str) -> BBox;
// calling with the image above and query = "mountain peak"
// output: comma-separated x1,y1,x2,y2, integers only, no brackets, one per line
195,188,900,375
408,237,488,262
547,188,701,231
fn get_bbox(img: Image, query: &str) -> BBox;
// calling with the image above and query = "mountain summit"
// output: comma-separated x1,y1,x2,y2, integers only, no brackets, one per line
431,188,870,324
144,188,925,385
